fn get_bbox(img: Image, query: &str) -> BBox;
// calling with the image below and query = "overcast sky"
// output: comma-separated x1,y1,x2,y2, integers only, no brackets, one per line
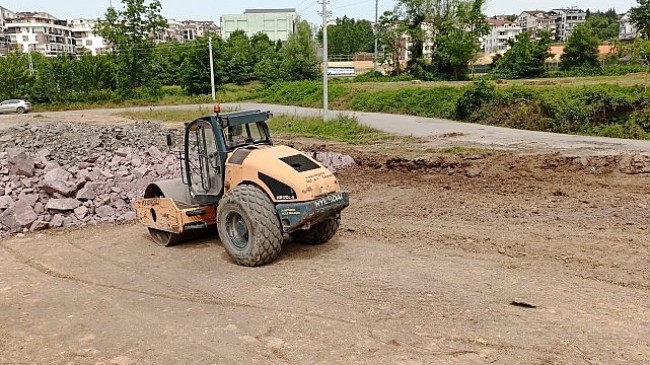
3,0,638,25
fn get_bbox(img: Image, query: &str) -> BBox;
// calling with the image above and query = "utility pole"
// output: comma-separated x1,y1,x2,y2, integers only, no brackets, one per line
319,0,330,121
208,36,216,101
27,47,34,76
374,0,378,72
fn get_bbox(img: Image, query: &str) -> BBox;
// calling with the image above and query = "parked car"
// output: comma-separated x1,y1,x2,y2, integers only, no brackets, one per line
0,99,32,114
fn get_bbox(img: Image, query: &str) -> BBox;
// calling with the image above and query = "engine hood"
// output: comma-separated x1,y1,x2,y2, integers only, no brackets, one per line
224,145,342,203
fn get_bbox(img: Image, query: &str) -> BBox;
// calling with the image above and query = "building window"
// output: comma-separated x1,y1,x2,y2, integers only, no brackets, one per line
86,39,92,46
22,35,28,42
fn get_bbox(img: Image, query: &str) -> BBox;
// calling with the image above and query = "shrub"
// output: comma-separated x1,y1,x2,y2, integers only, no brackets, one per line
455,80,496,119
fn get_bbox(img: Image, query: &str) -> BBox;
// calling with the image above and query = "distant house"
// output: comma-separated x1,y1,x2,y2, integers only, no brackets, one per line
517,10,557,39
481,18,522,54
220,8,297,42
619,13,638,40
551,8,587,42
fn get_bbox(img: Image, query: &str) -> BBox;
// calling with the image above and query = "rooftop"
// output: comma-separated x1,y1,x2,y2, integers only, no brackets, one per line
243,8,296,14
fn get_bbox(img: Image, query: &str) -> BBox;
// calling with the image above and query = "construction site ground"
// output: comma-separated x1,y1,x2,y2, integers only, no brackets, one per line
1,107,649,365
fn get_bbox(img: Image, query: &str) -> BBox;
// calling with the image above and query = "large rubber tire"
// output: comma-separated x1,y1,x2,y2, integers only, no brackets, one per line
16,107,26,114
217,185,283,267
290,215,341,245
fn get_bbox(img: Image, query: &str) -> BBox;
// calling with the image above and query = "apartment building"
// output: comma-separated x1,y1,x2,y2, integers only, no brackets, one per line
517,10,556,38
157,20,218,43
69,18,107,55
0,6,16,54
220,8,296,42
481,18,522,54
619,12,637,40
551,8,587,42
4,11,75,56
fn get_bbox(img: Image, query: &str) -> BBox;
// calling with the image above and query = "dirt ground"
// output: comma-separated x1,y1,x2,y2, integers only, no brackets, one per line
1,137,649,364
1,106,650,364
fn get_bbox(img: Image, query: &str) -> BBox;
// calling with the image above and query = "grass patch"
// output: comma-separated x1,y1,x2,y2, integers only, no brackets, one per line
268,114,392,144
119,106,238,123
441,146,487,154
32,83,261,112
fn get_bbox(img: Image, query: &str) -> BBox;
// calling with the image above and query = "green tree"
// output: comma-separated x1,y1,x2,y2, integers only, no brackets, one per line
318,16,375,56
560,24,601,72
377,8,407,74
180,36,226,95
398,0,490,80
631,0,650,38
491,31,553,79
279,21,319,81
94,0,167,98
585,9,620,42
0,52,33,100
250,32,276,66
223,30,253,85
153,41,185,85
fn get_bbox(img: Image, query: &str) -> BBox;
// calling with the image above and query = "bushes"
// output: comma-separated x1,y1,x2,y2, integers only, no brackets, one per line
348,87,464,118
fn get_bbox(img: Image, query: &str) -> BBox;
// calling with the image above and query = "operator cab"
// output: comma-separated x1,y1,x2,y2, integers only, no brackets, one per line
176,107,274,205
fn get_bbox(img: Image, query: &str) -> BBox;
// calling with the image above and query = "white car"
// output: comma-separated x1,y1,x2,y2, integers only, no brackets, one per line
0,99,32,114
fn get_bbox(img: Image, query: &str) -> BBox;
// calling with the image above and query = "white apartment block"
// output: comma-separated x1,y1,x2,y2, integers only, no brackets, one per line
551,8,587,42
481,18,522,54
4,11,75,56
619,13,637,40
517,10,557,39
0,6,16,55
220,8,296,42
157,19,219,43
69,18,108,55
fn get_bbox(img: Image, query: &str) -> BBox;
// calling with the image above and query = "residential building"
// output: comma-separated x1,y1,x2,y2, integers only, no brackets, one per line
619,12,637,40
220,8,296,42
0,6,16,54
4,11,75,56
517,10,556,38
157,19,219,42
551,7,587,42
481,18,522,54
69,18,107,55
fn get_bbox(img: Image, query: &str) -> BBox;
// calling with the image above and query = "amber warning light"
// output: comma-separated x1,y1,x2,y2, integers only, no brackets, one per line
213,104,221,114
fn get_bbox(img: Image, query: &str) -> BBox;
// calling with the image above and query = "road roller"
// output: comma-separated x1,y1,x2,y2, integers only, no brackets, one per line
134,107,349,267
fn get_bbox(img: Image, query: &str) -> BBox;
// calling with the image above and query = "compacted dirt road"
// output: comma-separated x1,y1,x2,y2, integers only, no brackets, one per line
1,147,649,364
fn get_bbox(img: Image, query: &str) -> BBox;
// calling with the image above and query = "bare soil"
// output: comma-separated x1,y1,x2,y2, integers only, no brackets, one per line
1,138,649,364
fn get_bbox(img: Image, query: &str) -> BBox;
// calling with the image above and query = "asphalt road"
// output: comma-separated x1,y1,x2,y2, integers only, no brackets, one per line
2,102,650,154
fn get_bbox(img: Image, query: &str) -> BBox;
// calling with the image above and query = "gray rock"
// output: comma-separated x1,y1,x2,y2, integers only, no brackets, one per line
62,217,73,227
134,166,148,178
46,198,81,211
7,148,35,177
95,205,115,218
0,196,13,210
0,207,19,232
30,220,49,231
74,205,88,219
15,193,39,208
148,146,164,160
50,214,64,228
34,201,44,214
76,182,99,201
13,204,38,227
42,168,76,196
116,147,132,158
122,211,136,221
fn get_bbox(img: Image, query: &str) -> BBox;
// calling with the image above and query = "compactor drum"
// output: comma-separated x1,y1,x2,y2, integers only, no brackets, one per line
134,108,349,266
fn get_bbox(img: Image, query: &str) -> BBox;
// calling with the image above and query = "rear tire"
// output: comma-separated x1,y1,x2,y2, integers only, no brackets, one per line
16,107,26,114
217,185,283,267
290,215,340,245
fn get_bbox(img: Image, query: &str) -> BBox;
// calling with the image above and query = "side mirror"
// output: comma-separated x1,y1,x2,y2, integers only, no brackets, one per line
166,133,174,147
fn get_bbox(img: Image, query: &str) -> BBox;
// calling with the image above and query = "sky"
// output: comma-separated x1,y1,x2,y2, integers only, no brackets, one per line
2,0,639,25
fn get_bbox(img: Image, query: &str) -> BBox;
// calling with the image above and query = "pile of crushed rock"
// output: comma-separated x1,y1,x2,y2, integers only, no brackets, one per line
0,122,356,237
